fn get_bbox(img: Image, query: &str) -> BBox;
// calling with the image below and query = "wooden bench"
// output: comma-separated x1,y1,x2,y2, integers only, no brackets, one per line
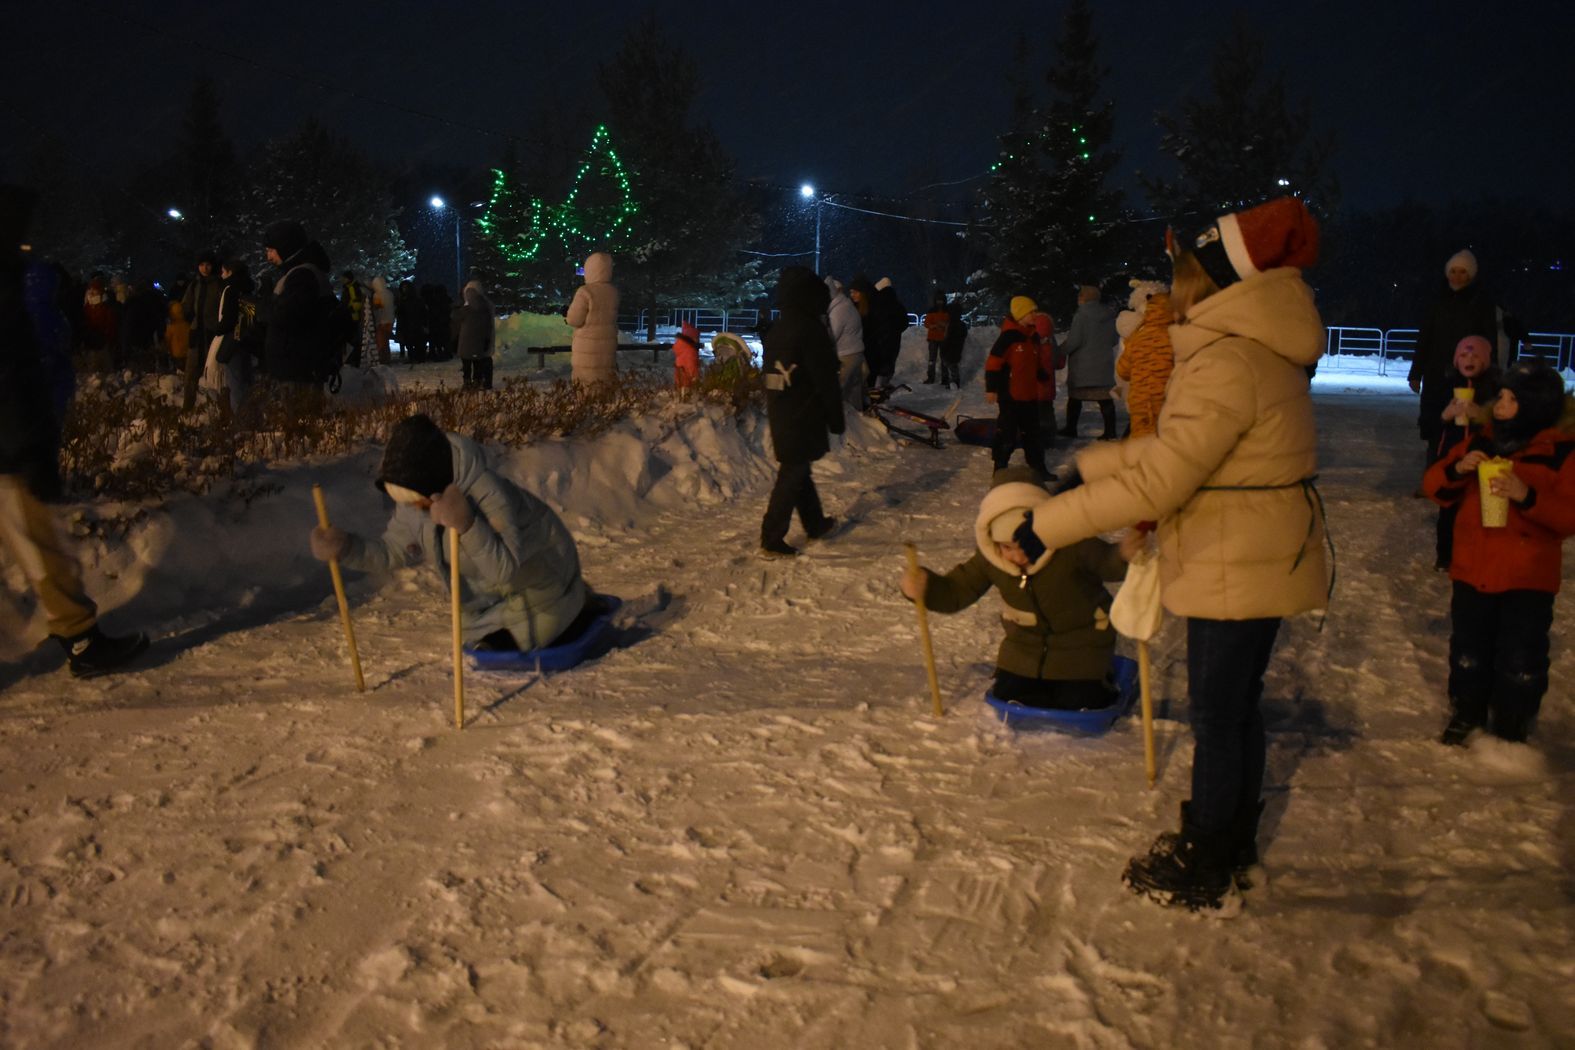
524,343,673,369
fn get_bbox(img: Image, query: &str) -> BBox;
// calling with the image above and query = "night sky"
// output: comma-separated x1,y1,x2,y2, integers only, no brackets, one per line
4,0,1572,215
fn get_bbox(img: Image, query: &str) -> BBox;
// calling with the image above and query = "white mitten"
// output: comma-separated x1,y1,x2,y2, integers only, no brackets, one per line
310,525,350,562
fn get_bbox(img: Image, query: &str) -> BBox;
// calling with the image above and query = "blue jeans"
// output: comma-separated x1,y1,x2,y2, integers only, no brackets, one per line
1186,616,1282,838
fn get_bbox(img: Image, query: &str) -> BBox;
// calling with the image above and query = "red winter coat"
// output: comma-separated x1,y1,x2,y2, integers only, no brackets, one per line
984,316,1055,403
673,323,701,388
923,309,949,342
1423,425,1575,593
1032,311,1061,401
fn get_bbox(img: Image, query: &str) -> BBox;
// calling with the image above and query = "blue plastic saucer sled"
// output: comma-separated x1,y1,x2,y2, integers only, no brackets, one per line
985,654,1140,733
464,596,623,672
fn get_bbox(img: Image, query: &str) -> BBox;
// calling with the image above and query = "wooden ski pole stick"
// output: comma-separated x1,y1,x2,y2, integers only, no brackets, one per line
312,484,364,692
904,542,944,718
451,527,464,729
1138,639,1156,787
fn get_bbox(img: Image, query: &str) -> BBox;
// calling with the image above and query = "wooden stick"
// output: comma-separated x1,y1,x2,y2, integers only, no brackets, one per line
904,542,944,718
312,484,364,692
1138,640,1156,787
451,527,464,730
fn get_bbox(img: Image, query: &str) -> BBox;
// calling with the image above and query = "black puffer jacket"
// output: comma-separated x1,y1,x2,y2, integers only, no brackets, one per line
264,242,334,383
762,266,844,464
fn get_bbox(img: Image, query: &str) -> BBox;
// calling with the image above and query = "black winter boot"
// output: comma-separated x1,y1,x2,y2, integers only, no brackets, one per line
1058,399,1082,437
53,625,150,679
1229,800,1267,891
1122,804,1242,916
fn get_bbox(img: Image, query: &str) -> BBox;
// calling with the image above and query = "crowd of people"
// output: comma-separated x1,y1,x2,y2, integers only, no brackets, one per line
5,183,1573,921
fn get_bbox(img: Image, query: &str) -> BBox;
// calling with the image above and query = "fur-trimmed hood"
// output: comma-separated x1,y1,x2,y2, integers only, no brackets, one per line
974,467,1053,576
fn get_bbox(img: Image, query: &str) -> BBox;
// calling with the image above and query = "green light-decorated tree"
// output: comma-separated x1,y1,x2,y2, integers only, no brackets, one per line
973,0,1123,320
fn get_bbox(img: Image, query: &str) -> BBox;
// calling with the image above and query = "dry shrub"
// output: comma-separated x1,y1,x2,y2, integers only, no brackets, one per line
60,365,763,503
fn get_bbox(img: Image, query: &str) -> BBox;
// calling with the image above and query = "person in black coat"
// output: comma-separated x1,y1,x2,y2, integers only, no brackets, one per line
1409,249,1498,466
395,279,427,363
261,220,335,393
759,266,844,557
0,185,146,677
866,277,910,389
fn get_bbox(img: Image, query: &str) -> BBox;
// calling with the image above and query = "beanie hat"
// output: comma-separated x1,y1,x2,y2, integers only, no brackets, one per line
1187,196,1320,290
1009,295,1038,322
263,220,308,261
989,508,1028,543
1497,362,1567,441
875,277,892,291
377,414,454,497
1445,249,1478,282
1453,335,1492,371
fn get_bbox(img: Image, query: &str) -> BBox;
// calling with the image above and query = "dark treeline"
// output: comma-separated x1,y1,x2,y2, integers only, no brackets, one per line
13,7,1573,335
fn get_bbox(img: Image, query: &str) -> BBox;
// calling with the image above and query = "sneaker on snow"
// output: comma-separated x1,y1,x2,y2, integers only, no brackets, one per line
804,516,838,541
759,540,800,559
54,625,150,679
1122,831,1242,917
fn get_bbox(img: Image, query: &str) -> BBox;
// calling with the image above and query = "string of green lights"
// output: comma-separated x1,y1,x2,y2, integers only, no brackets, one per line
476,124,639,264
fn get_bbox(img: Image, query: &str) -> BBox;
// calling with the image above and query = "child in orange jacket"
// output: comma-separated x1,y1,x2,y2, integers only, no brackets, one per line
1422,361,1575,744
164,300,192,372
673,321,702,390
922,290,949,384
984,295,1057,478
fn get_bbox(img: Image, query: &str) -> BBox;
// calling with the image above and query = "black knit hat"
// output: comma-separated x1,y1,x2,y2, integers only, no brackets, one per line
377,414,453,496
263,220,308,261
1496,362,1567,445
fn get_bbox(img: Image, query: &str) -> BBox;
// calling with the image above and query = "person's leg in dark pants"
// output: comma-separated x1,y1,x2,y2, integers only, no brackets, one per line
1059,398,1083,436
793,468,826,533
1014,401,1050,477
1186,616,1281,840
992,399,1023,471
1098,398,1118,440
761,459,813,549
925,342,940,383
1488,589,1554,741
1446,581,1496,741
479,357,494,390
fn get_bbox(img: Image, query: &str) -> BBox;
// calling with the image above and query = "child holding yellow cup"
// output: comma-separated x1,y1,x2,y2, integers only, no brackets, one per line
1421,361,1575,745
1430,336,1502,568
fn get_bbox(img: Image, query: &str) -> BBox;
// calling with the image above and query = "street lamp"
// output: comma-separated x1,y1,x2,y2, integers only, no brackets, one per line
167,208,183,220
800,183,823,274
430,196,462,292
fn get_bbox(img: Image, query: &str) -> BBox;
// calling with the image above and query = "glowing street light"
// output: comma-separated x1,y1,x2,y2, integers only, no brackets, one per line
800,183,827,273
799,183,815,200
430,196,461,291
167,208,183,220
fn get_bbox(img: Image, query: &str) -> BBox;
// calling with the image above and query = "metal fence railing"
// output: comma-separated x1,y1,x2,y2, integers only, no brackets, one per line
1321,327,1573,375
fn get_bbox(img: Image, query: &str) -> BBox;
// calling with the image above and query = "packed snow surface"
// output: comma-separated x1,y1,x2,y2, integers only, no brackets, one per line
2,340,1571,1048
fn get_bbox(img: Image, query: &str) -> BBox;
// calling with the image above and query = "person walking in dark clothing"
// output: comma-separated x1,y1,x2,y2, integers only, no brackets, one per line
1409,249,1499,471
180,253,222,410
759,266,844,558
395,280,426,362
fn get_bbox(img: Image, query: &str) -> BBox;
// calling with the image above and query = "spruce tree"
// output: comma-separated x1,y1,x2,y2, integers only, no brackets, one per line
175,74,239,260
233,120,415,281
1143,16,1338,229
974,1,1123,318
597,14,763,336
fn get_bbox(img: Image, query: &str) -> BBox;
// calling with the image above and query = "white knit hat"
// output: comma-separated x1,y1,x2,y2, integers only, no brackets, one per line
1445,249,1478,281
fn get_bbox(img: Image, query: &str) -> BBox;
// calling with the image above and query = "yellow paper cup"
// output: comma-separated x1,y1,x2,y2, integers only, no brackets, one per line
1452,387,1475,427
1478,458,1514,527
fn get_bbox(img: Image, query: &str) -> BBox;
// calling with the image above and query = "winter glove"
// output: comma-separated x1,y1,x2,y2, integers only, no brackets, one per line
1012,512,1048,563
428,483,475,534
1052,468,1083,495
310,525,350,562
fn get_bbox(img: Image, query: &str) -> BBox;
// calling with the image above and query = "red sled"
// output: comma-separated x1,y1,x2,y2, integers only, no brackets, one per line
953,415,995,447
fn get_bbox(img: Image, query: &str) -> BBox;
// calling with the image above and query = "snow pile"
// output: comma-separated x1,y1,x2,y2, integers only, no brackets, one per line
1,357,1571,1048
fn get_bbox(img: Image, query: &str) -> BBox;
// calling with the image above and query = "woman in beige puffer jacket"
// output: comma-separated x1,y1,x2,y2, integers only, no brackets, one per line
566,252,619,384
1017,196,1328,914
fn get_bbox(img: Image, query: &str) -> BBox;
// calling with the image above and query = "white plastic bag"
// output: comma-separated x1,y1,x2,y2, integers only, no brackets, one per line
1110,545,1163,641
198,335,226,397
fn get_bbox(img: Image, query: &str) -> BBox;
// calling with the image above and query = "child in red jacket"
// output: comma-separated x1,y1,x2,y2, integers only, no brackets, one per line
1422,361,1575,744
673,321,701,390
984,295,1057,479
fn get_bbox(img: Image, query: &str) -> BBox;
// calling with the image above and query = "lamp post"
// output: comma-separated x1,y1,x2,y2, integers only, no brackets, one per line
799,183,822,274
430,196,462,292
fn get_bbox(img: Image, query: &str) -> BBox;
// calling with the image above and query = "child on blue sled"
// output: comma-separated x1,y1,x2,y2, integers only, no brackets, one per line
900,467,1140,708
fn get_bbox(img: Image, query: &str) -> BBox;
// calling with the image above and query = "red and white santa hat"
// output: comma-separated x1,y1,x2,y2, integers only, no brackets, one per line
1186,196,1320,289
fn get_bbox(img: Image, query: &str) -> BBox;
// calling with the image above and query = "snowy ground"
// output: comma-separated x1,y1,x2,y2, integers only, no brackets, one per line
2,334,1572,1049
